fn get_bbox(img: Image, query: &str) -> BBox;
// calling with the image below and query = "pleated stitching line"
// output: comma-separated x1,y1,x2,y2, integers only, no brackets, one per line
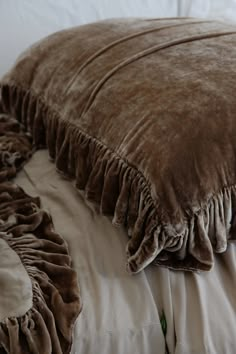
81,30,236,117
64,19,212,95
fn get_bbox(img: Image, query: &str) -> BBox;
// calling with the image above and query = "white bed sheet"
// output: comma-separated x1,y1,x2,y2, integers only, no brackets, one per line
15,150,236,354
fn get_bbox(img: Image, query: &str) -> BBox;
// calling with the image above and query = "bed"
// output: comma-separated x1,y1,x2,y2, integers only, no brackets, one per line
14,151,236,354
1,2,236,354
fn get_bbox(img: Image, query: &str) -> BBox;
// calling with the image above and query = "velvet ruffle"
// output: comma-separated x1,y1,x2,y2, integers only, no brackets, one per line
0,113,81,354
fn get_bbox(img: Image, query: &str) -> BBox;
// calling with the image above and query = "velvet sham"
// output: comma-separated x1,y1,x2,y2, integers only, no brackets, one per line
1,18,236,273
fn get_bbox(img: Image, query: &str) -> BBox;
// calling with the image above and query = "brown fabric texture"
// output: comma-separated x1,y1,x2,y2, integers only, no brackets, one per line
0,113,81,353
1,18,236,273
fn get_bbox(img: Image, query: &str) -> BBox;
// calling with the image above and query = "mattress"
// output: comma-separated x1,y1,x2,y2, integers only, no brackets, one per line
15,150,236,354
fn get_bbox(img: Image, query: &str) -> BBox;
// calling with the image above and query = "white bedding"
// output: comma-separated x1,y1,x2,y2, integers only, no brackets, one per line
15,150,236,354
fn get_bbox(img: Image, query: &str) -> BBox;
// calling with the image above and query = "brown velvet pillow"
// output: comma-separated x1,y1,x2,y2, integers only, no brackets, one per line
1,18,236,273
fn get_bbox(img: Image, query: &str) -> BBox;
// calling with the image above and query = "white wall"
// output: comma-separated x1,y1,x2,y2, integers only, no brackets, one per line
180,0,236,21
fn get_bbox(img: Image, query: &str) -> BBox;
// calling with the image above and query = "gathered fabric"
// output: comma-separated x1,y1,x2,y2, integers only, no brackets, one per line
0,113,81,354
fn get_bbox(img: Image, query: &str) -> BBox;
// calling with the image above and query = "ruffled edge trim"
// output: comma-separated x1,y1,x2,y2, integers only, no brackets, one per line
0,114,81,354
0,222,81,354
1,83,235,274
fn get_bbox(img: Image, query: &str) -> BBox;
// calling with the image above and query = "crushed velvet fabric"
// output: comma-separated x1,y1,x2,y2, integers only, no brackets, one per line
0,114,81,353
1,18,236,273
